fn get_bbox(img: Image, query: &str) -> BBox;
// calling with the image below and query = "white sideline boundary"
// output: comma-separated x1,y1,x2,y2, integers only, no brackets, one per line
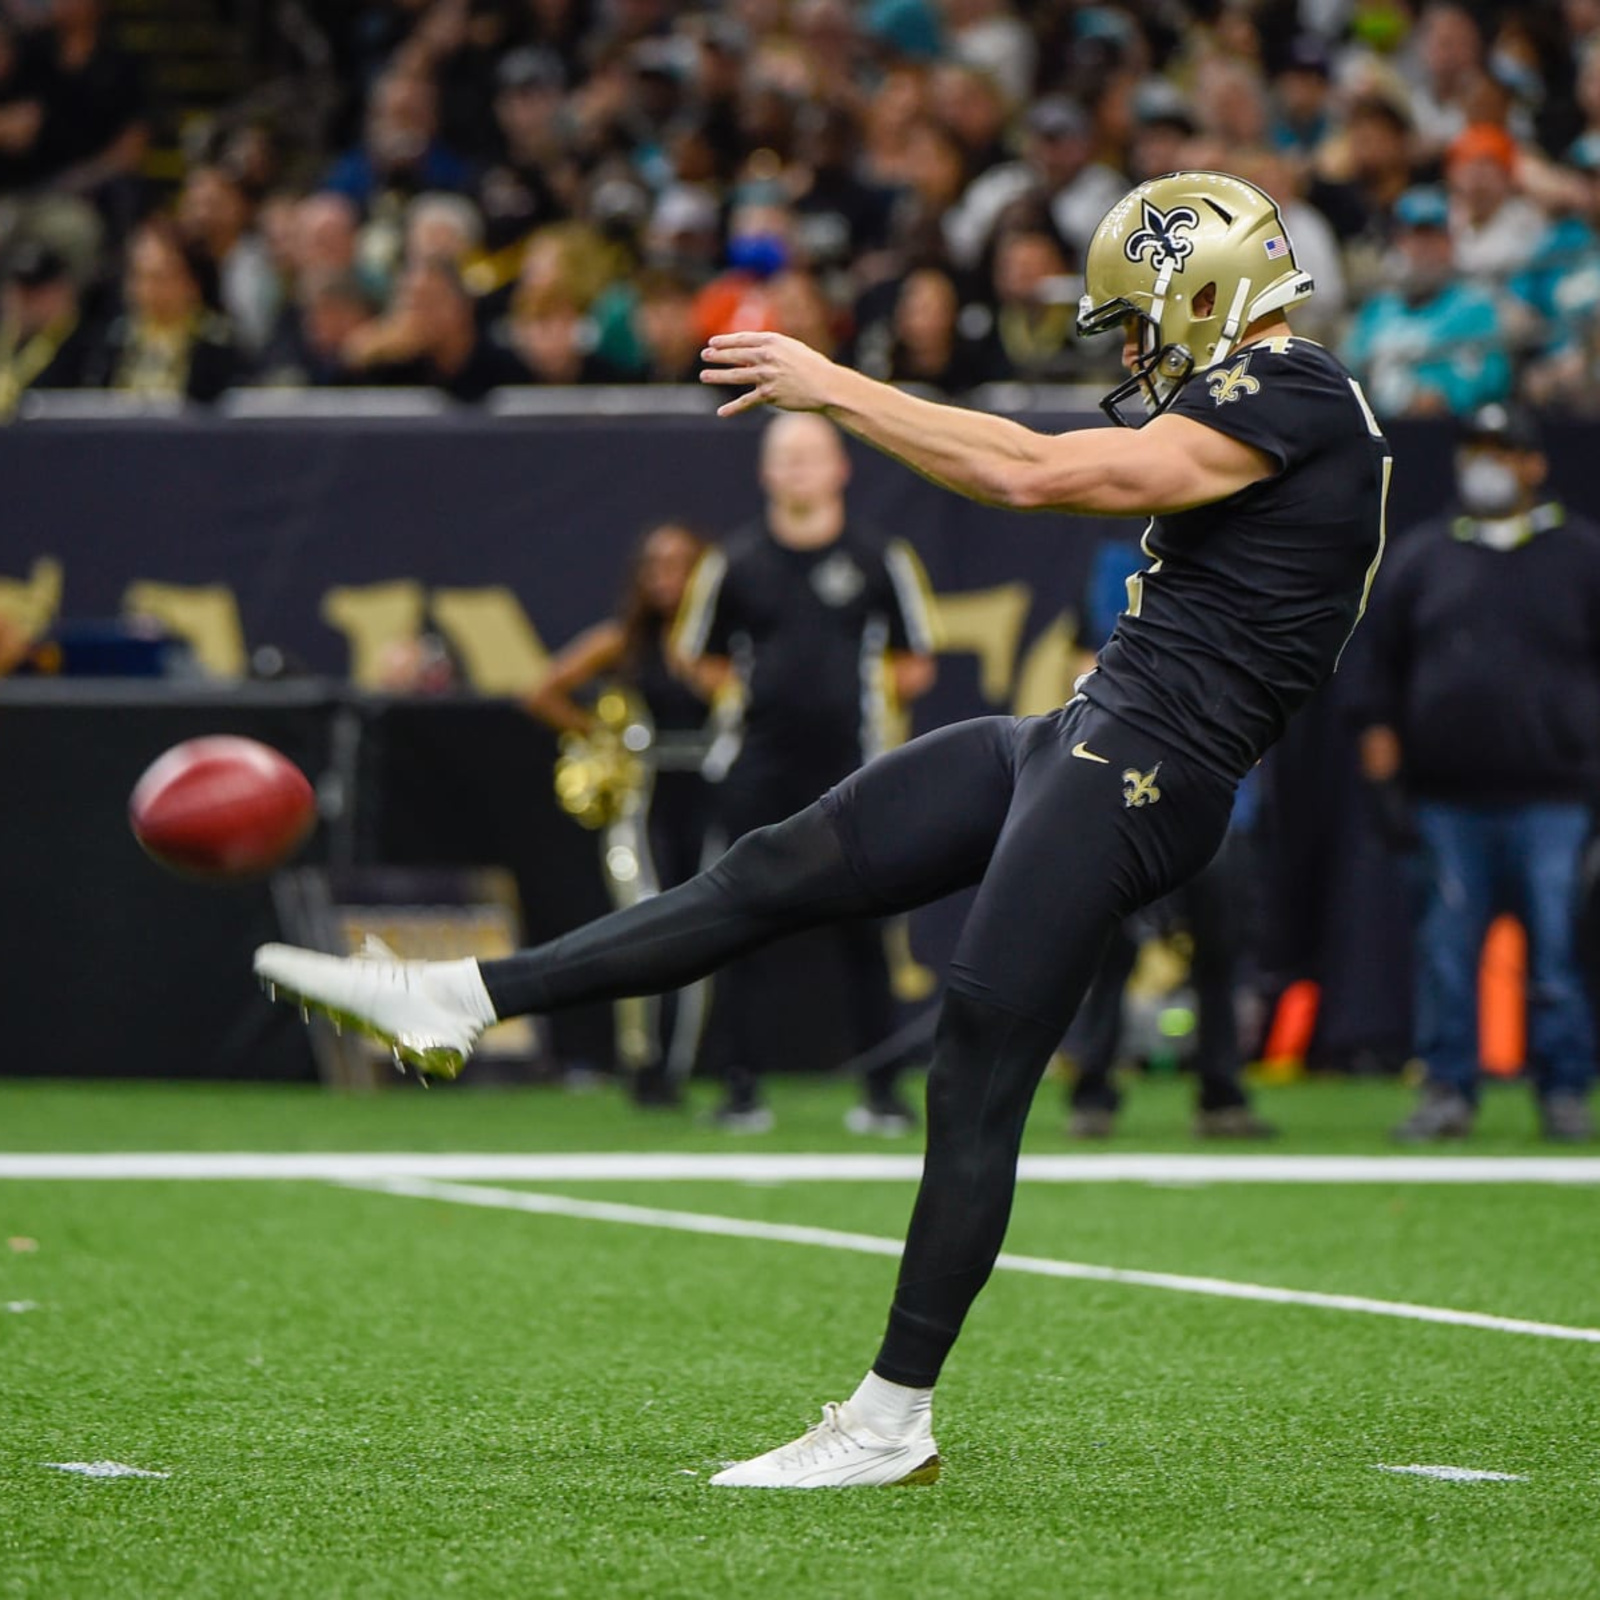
10,1152,1600,1183
346,1176,1600,1347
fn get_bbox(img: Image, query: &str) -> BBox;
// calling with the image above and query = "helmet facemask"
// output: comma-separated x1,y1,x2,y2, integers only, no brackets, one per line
1076,259,1211,429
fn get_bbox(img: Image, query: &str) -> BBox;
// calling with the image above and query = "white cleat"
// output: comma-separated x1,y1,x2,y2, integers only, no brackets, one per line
709,1402,941,1489
252,942,485,1079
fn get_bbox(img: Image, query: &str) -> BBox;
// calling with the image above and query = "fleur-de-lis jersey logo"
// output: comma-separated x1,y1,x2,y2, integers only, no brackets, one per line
1123,201,1200,272
1205,358,1262,406
1122,765,1162,809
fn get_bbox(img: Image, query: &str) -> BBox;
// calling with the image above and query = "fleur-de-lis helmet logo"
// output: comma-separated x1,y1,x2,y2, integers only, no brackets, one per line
1123,200,1201,273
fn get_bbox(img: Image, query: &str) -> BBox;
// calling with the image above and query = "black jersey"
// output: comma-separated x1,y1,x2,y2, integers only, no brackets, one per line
674,521,935,780
1083,337,1391,781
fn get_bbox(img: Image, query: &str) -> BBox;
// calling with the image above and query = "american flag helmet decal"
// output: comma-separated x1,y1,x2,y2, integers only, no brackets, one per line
1263,235,1290,259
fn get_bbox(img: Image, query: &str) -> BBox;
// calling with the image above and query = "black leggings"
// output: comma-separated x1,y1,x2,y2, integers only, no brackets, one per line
482,701,1235,1386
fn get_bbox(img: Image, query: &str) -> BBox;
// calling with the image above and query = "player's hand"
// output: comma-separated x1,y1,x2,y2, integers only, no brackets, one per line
700,332,839,418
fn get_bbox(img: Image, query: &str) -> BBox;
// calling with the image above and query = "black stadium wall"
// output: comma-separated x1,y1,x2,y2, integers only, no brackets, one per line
0,411,1555,1078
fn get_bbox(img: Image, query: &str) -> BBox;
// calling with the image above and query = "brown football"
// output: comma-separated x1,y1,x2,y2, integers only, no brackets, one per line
129,736,316,881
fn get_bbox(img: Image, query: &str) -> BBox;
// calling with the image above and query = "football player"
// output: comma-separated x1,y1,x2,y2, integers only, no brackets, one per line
256,172,1391,1487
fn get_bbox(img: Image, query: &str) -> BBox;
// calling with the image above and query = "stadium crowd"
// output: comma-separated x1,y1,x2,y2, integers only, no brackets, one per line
5,0,1600,412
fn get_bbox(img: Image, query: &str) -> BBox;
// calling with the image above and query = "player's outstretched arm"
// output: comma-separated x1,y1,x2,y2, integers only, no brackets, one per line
701,331,1274,517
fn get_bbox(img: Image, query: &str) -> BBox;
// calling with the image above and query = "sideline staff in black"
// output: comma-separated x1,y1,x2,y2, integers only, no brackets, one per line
674,412,937,1131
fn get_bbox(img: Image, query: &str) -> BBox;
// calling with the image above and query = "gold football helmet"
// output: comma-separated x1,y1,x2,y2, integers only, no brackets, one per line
1076,170,1315,427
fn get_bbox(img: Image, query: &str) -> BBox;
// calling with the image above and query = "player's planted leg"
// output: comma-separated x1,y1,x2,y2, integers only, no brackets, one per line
709,989,1061,1488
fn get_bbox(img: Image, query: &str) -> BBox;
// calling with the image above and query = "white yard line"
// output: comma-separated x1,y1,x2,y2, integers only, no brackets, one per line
344,1176,1600,1347
8,1152,1600,1183
1376,1465,1527,1482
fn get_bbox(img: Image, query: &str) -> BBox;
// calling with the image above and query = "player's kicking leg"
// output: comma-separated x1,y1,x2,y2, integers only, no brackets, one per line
254,719,1016,1077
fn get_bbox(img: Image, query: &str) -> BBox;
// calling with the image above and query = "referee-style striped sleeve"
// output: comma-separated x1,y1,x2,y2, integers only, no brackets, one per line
883,538,938,655
670,548,729,661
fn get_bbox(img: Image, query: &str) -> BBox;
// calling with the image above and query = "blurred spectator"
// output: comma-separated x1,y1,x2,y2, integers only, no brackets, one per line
322,71,472,212
1359,405,1600,1144
23,0,1600,413
887,113,970,266
1515,138,1600,408
178,164,278,355
859,64,930,190
630,267,701,382
928,61,1011,176
403,191,482,268
1126,83,1197,185
508,282,622,383
218,123,284,207
255,270,377,388
765,268,839,357
2,0,146,221
944,0,1035,107
374,631,459,693
1194,57,1272,153
693,192,797,339
1270,35,1334,157
641,185,722,285
296,192,362,280
0,241,93,413
859,263,994,393
257,193,301,287
1343,185,1511,417
1405,1,1487,157
1319,93,1418,300
790,103,894,280
984,224,1081,384
87,219,239,403
0,20,41,194
947,96,1123,269
1446,123,1543,282
477,47,572,252
344,256,520,398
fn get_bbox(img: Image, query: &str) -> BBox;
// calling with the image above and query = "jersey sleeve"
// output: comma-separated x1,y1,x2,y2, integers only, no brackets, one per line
670,548,733,661
879,538,938,654
1166,343,1348,476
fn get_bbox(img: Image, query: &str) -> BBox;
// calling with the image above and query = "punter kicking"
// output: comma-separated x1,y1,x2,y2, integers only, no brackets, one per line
256,172,1390,1488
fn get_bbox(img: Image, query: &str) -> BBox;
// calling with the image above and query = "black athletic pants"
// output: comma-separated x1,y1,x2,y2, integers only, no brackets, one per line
709,767,899,1111
482,700,1236,1387
1069,834,1249,1114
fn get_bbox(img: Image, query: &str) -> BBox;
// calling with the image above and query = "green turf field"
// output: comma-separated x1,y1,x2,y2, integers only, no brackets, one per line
4,1075,1600,1600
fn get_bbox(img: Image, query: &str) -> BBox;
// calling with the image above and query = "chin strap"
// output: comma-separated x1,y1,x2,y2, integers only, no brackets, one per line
1212,275,1254,366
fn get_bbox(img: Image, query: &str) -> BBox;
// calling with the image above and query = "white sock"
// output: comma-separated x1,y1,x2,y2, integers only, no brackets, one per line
427,959,500,1027
847,1371,934,1440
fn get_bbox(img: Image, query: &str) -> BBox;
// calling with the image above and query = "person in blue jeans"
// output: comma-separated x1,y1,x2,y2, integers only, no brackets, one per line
1359,403,1600,1141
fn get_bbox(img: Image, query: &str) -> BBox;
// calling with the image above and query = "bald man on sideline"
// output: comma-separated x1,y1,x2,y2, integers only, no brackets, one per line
672,413,938,1131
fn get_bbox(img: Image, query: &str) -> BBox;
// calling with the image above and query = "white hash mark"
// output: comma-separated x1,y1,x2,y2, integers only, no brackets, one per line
1376,1464,1527,1483
5,1300,39,1312
44,1462,170,1479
